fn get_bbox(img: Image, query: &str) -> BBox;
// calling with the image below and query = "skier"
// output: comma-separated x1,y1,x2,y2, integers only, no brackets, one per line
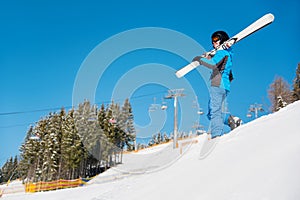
193,30,242,139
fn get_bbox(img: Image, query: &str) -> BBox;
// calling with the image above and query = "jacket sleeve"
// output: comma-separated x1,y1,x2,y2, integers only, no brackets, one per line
198,50,231,89
198,51,228,71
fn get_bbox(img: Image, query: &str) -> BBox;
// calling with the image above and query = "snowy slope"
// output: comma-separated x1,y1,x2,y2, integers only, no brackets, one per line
2,101,300,200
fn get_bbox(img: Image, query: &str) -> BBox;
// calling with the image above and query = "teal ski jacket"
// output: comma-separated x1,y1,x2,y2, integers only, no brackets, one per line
198,48,233,92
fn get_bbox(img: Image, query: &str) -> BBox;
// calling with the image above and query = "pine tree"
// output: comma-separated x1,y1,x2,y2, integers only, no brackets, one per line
74,100,99,151
292,63,300,102
1,157,12,183
276,95,288,111
12,156,19,181
0,156,19,183
163,133,170,143
157,132,162,144
35,117,48,182
97,104,111,164
111,102,123,148
148,134,157,146
19,121,45,182
105,102,115,143
34,109,64,181
121,99,135,150
268,76,292,112
0,168,3,183
42,113,59,181
98,104,106,131
19,126,35,180
74,100,109,175
56,108,67,180
62,108,86,179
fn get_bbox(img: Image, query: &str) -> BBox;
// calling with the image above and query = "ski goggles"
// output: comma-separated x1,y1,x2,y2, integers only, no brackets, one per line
212,36,220,43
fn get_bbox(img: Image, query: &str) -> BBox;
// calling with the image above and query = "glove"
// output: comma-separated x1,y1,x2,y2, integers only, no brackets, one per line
192,56,202,62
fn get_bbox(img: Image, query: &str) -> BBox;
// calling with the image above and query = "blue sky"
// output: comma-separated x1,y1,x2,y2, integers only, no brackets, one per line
0,0,299,166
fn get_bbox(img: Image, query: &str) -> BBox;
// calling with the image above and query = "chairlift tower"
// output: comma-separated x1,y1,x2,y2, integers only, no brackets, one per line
165,89,185,149
247,103,264,119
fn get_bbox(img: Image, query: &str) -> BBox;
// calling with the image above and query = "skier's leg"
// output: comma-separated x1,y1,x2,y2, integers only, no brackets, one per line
221,90,243,130
209,87,226,138
222,90,231,127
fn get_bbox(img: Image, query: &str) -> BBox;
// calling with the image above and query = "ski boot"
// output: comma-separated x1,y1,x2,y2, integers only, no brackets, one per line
228,115,243,130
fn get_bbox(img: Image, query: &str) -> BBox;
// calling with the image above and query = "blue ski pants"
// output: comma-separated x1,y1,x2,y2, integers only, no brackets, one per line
207,86,231,138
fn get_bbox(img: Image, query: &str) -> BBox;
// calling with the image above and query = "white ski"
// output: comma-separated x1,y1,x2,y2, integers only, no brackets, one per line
176,13,275,78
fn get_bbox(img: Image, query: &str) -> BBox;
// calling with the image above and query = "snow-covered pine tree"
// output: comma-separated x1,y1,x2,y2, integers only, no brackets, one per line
292,63,300,102
276,95,288,111
97,103,112,165
90,105,108,167
0,168,2,183
85,102,111,169
74,100,102,176
20,118,47,182
103,102,120,166
35,118,48,182
106,102,115,141
163,132,170,143
55,108,66,180
41,110,65,181
11,156,19,181
42,115,54,181
0,156,19,183
96,104,111,169
0,157,13,183
156,132,162,144
75,100,100,151
121,98,135,150
98,104,106,130
59,111,71,179
19,126,35,180
62,108,86,179
109,101,121,147
148,134,157,147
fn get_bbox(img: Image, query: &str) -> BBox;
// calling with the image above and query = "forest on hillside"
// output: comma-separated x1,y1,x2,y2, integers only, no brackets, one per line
1,99,135,183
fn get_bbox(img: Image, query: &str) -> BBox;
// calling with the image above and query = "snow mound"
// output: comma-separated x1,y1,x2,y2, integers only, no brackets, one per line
3,101,300,200
134,142,170,155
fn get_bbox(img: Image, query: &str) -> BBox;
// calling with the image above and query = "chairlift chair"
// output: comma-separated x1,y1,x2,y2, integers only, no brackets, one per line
161,101,167,110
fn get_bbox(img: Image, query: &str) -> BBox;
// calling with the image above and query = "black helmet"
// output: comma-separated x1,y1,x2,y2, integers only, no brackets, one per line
211,31,230,44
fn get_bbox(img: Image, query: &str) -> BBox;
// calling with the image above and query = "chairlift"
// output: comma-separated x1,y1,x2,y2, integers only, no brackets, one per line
149,104,158,112
197,110,204,115
161,105,167,110
161,100,167,110
149,97,160,112
193,96,204,115
193,122,205,135
246,112,252,118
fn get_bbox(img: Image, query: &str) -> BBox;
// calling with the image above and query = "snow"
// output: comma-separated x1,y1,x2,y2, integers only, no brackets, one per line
2,101,300,200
